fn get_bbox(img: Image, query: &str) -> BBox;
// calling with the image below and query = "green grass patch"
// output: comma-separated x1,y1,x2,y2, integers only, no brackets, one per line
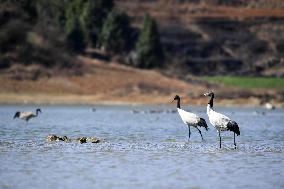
201,76,284,89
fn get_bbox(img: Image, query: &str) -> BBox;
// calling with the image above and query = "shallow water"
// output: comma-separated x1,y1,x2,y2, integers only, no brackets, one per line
0,105,284,189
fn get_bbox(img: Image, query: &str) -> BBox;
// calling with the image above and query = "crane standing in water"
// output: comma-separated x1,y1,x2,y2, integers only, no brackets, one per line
14,108,42,122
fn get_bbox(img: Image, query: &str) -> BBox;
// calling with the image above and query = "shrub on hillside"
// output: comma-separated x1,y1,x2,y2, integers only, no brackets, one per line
0,20,30,53
99,9,132,54
0,1,76,71
135,13,164,69
64,0,86,52
81,0,113,46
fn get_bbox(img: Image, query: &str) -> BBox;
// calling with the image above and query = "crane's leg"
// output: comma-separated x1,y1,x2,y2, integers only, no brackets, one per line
218,130,221,149
25,118,28,125
188,126,191,140
196,127,204,141
234,133,236,149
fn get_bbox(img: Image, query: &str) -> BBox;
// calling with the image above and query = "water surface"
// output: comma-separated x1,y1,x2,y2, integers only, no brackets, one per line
0,105,283,189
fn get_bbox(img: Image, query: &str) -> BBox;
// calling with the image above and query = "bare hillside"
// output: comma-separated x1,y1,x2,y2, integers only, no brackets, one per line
0,56,282,106
0,57,201,104
116,0,284,77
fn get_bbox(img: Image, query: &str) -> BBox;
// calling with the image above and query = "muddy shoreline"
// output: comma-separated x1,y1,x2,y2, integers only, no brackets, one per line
0,93,282,108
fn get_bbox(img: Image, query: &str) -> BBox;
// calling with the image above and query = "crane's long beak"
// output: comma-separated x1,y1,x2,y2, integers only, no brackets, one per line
171,99,175,103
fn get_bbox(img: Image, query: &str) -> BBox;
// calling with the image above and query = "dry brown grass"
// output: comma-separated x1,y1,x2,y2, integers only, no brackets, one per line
0,57,203,105
116,0,284,27
0,56,282,106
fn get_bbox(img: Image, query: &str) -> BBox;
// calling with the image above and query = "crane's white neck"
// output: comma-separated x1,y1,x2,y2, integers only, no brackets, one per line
207,104,213,115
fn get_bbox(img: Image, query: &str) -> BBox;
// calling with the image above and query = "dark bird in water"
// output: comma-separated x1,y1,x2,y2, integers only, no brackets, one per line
172,95,208,141
204,92,240,149
14,108,42,122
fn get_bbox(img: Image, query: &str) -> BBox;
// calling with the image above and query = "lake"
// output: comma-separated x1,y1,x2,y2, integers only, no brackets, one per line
0,105,283,189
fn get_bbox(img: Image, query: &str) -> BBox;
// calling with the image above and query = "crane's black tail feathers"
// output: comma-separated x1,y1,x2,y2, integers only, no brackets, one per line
198,118,208,131
227,121,240,136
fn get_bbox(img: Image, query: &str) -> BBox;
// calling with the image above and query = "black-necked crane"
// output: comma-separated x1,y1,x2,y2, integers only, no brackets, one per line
13,108,42,122
172,95,208,141
204,92,240,149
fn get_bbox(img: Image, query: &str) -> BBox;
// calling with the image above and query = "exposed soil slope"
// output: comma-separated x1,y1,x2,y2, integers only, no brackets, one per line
116,0,284,77
0,57,282,106
0,57,201,104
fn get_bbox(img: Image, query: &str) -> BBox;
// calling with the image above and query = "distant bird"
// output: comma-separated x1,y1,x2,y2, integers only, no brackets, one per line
204,92,240,149
14,108,42,122
264,102,275,110
172,95,208,140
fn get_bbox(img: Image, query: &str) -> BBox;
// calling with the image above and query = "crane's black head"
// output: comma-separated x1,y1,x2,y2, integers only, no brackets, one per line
172,95,181,108
204,91,214,108
204,91,214,98
173,95,180,101
14,112,20,119
36,108,42,113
